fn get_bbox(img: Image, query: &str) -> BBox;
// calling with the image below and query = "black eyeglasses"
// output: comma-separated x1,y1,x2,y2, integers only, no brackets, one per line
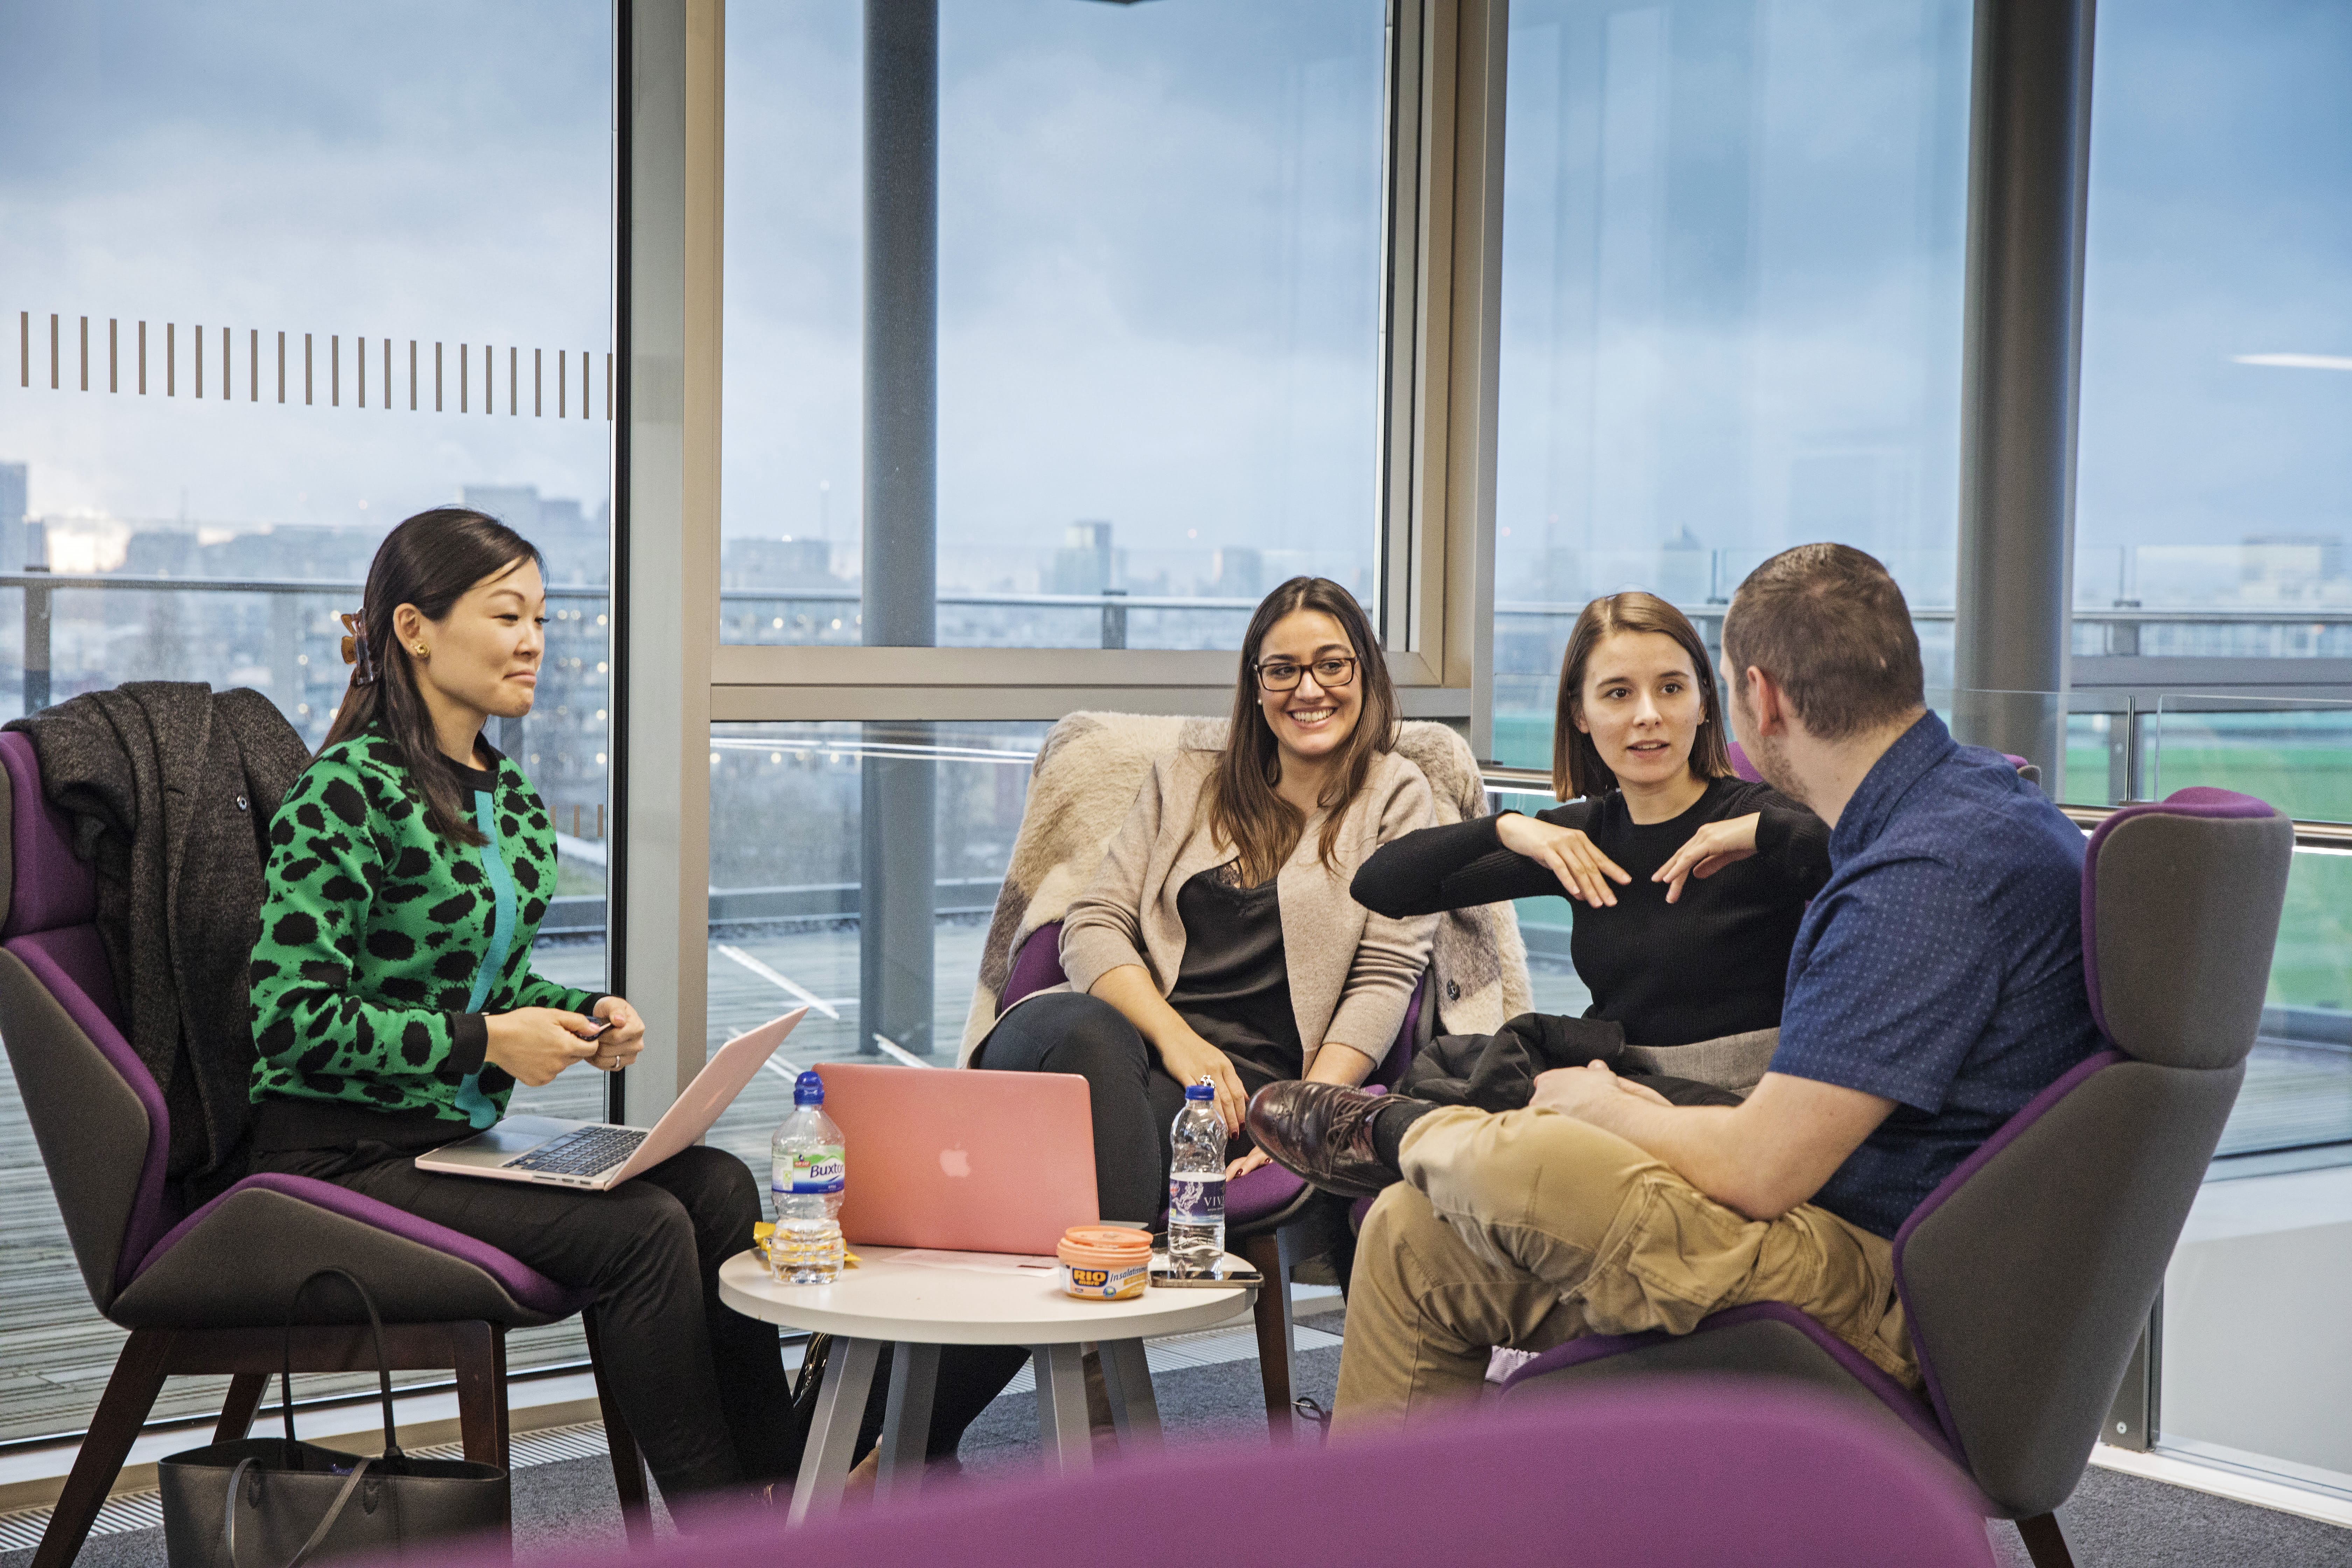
1256,656,1359,692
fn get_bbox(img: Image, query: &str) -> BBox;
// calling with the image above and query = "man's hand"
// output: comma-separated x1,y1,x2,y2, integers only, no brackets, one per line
588,996,646,1072
1651,812,1761,904
1498,813,1632,908
1530,1064,1898,1223
484,1009,601,1087
1530,1059,1672,1119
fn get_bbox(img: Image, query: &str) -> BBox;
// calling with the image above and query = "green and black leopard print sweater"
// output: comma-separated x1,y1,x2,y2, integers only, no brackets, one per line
248,729,598,1142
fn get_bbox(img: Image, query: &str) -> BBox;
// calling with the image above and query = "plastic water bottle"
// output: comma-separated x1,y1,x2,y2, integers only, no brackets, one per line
770,1071,845,1284
1167,1080,1227,1277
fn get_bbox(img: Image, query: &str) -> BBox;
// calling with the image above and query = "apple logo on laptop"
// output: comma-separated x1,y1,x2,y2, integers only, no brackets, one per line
939,1145,972,1179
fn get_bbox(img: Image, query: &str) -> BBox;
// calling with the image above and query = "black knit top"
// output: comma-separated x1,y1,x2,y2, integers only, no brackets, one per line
1351,777,1830,1046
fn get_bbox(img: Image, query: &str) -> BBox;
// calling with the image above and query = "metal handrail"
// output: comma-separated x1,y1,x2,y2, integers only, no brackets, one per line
7,573,2350,624
1497,602,2352,625
0,570,607,597
0,572,1261,614
1478,766,2352,850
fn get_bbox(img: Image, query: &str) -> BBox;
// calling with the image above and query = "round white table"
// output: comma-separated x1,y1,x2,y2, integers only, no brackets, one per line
719,1246,1256,1524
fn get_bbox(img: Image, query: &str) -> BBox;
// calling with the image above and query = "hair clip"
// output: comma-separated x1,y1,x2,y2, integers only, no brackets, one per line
340,611,378,686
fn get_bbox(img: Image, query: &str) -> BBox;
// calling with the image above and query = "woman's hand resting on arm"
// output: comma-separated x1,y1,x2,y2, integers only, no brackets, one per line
1497,812,1632,908
1650,812,1761,904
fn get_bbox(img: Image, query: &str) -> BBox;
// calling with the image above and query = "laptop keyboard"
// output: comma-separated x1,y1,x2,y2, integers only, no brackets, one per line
505,1125,647,1178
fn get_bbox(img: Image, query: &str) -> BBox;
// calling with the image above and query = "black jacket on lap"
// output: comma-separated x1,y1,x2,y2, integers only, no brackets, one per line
1403,1011,1740,1113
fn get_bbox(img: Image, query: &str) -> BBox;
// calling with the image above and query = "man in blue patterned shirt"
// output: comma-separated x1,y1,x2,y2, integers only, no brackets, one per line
1250,542,2102,1429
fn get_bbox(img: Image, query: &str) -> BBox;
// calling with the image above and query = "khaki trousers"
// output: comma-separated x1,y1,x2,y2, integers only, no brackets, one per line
1332,1105,1917,1435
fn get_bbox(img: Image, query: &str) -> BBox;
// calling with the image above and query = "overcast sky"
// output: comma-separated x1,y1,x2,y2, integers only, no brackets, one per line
0,0,612,553
1,0,2345,598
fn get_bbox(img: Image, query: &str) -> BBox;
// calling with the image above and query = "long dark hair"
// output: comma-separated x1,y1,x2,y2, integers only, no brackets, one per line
1552,591,1731,800
324,507,543,845
1205,577,1401,886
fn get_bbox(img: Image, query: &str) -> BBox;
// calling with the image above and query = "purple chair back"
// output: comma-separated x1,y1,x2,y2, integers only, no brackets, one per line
1889,786,2291,1518
425,1384,1997,1568
0,731,176,1310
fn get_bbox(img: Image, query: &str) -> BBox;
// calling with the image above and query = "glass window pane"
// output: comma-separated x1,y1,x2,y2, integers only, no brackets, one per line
721,1,1388,650
2073,0,2352,656
0,3,611,1438
2146,695,2352,1488
702,722,1049,1168
1491,0,1971,768
2080,5,2352,1492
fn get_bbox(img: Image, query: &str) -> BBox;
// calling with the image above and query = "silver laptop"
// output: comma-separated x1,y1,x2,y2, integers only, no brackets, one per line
415,1010,806,1190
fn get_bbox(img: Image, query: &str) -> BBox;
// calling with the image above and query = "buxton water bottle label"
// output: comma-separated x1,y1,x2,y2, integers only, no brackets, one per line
1168,1174,1225,1226
783,1147,845,1194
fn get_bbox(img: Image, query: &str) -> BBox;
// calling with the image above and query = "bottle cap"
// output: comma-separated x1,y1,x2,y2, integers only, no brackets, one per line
1184,1081,1214,1102
793,1070,825,1107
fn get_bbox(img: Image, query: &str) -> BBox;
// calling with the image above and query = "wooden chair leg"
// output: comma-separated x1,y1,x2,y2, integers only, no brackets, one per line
582,1307,652,1546
1239,1232,1293,1440
33,1329,174,1568
450,1321,509,1472
213,1371,270,1444
2016,1513,2076,1568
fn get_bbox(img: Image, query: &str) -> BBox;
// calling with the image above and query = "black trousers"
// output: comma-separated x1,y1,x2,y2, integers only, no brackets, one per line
913,990,1244,1459
256,1141,796,1499
976,990,1197,1221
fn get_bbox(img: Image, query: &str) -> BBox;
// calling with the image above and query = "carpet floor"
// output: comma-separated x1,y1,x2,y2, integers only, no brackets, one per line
12,1342,2350,1567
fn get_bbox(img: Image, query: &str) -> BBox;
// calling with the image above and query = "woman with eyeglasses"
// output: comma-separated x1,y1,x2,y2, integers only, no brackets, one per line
889,575,1437,1474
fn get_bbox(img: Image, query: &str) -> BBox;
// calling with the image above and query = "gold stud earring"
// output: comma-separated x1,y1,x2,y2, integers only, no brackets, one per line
414,643,428,657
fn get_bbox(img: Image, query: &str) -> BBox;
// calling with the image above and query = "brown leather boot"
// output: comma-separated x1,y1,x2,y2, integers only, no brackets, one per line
1245,1082,1413,1199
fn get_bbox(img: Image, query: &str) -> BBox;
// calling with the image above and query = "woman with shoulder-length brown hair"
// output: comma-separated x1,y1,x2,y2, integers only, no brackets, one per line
892,578,1439,1475
1353,589,1828,1051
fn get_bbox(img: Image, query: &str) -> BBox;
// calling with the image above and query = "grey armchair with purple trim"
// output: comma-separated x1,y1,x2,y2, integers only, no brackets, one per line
1497,786,2293,1568
999,920,1431,1434
0,731,652,1567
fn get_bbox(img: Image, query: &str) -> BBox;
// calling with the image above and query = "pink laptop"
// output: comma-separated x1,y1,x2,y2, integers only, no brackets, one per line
816,1062,1099,1256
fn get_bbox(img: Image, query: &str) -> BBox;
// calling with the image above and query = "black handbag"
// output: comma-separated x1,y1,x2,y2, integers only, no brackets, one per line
159,1269,510,1568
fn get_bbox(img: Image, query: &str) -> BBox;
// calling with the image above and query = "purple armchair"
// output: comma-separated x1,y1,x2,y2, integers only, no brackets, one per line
429,1382,1999,1568
999,921,1429,1435
1498,787,2294,1568
0,732,652,1565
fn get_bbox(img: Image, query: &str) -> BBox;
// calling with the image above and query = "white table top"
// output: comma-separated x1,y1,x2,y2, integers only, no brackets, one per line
718,1246,1257,1345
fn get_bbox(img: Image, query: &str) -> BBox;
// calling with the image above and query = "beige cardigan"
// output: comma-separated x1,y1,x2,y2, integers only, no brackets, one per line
1056,744,1440,1074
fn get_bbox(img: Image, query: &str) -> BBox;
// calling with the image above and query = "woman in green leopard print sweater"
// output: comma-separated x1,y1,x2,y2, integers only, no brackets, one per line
247,509,797,1511
248,730,600,1126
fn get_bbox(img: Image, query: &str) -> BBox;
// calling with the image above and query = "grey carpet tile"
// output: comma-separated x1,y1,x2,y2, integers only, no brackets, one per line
1987,1465,2352,1567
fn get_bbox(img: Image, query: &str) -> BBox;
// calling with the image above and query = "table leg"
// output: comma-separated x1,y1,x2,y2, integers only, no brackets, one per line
1031,1343,1093,1474
787,1336,882,1526
876,1342,939,1503
1098,1338,1162,1456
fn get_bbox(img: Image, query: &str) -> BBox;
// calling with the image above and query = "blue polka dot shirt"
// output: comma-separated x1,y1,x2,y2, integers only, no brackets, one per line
1773,712,2102,1238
